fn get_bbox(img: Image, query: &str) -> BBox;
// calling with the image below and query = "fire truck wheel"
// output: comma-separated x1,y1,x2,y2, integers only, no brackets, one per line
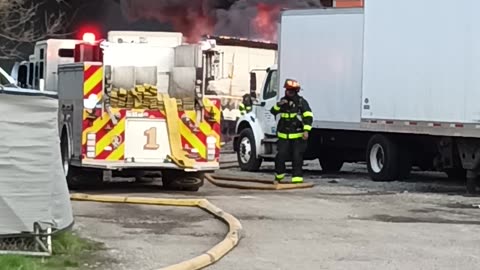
60,129,71,177
162,170,204,192
60,129,93,189
135,176,156,183
237,128,262,172
66,167,102,190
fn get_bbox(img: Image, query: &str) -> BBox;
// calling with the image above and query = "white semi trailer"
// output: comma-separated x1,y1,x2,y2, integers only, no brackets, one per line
234,0,480,193
205,36,277,144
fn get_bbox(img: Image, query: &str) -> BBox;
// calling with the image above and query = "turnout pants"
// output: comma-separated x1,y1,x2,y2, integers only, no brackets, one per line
275,138,307,183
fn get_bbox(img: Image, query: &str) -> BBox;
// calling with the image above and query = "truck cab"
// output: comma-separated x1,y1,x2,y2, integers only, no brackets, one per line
233,65,281,171
12,39,80,91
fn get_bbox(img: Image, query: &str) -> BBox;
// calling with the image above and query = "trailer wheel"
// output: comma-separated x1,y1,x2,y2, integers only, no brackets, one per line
319,155,344,173
366,135,400,181
237,128,262,171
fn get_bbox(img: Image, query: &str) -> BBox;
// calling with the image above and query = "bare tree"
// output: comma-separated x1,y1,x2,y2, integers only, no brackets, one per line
0,0,67,60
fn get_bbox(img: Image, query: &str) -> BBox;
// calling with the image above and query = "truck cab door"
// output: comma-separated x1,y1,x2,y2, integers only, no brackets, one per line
255,69,279,136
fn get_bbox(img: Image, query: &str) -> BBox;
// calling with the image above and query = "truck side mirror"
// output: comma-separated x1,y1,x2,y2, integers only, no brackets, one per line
249,72,257,98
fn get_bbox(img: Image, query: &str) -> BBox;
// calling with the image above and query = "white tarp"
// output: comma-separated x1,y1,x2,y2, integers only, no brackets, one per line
0,88,73,235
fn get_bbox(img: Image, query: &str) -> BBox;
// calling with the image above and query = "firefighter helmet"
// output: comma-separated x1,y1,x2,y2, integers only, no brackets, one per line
284,79,301,91
242,93,252,106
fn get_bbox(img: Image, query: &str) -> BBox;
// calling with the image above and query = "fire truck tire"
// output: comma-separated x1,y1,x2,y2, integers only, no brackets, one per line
237,128,262,172
66,167,102,189
162,170,204,192
60,129,81,188
60,128,71,177
65,166,84,189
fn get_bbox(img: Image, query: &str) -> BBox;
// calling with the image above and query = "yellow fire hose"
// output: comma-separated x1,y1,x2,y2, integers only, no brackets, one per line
70,194,242,270
205,174,315,190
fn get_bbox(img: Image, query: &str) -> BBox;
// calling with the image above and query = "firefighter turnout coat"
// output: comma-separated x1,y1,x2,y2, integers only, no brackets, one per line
270,95,313,139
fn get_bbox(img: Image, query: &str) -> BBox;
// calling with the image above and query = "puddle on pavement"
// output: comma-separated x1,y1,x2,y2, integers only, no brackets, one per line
237,215,311,222
237,215,277,221
315,191,397,197
355,214,480,225
409,207,475,217
444,203,480,209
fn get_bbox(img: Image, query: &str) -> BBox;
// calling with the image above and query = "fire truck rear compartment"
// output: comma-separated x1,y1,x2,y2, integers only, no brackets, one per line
55,38,222,192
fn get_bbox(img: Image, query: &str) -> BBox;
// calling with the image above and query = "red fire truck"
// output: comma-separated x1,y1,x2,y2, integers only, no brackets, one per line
13,31,222,191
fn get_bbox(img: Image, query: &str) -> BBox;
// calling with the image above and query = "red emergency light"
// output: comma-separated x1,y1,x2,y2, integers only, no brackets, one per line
74,32,103,62
82,32,96,44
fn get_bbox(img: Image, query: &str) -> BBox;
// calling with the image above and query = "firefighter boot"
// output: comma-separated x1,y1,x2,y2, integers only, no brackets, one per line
275,173,286,183
292,176,304,184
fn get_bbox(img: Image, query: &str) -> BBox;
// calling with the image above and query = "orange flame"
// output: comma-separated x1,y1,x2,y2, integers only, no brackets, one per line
253,3,282,42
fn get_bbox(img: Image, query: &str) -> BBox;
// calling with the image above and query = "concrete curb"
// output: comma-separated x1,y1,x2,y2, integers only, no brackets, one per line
70,193,242,270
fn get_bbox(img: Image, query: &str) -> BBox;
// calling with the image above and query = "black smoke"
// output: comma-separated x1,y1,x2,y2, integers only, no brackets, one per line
115,0,328,41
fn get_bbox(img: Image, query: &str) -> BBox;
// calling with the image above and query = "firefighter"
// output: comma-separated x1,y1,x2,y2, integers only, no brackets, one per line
239,93,253,116
270,79,313,184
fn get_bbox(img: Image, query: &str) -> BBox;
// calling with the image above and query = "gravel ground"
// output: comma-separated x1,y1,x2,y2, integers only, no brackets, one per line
72,156,480,270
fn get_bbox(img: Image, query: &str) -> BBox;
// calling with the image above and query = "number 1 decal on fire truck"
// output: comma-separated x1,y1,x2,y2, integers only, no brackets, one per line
124,118,172,162
144,127,160,150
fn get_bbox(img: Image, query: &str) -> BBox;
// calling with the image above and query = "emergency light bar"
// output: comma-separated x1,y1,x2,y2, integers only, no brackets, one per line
74,32,103,62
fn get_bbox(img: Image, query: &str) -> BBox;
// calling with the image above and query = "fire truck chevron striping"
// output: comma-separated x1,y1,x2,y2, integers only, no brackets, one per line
83,64,103,103
82,104,221,162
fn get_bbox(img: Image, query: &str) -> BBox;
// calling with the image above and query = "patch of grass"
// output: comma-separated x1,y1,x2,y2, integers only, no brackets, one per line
0,232,103,270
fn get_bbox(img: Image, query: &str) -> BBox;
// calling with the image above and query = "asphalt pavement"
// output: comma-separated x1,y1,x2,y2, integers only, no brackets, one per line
72,160,480,270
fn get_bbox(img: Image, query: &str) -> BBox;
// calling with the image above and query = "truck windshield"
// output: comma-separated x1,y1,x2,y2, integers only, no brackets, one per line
263,70,279,100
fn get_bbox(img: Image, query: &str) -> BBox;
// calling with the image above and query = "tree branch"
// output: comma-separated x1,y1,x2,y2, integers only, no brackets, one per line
0,0,68,60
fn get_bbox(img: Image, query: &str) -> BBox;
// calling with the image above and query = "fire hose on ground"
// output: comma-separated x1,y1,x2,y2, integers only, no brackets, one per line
205,173,315,190
70,193,242,270
207,159,316,190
